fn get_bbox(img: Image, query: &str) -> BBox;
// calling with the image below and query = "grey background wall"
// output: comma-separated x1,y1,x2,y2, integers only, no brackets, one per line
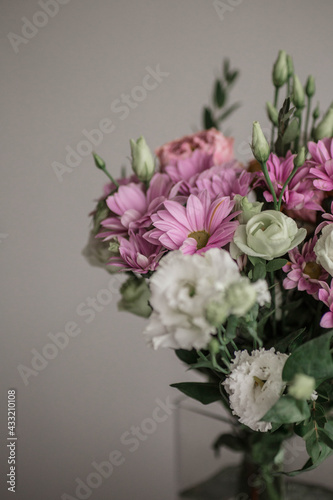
2,1,333,499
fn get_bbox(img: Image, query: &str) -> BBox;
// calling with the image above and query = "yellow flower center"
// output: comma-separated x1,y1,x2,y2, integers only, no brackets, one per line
253,376,266,389
188,230,210,250
303,261,322,279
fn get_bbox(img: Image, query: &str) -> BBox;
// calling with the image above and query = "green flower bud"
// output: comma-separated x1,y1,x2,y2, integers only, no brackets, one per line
118,276,152,318
130,136,155,183
234,195,263,224
312,103,320,120
292,75,305,109
305,75,315,98
313,107,333,141
226,279,257,317
93,152,106,170
205,299,229,327
294,147,306,168
209,338,220,355
251,121,270,163
108,238,120,255
272,50,288,88
288,374,316,400
286,54,294,78
266,102,278,126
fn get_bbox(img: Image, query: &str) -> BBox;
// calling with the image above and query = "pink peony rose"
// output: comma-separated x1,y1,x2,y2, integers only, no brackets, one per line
155,128,234,169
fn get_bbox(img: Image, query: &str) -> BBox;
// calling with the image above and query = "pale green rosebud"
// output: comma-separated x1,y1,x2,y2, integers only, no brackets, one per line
312,103,320,120
288,374,316,400
266,102,278,126
305,75,315,98
313,108,333,141
272,50,288,88
130,136,155,183
292,75,305,109
234,195,263,225
286,54,294,78
209,338,220,355
118,276,152,318
205,299,229,327
251,121,270,163
226,279,257,317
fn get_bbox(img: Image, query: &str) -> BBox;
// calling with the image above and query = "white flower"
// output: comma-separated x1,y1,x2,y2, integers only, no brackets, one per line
288,374,317,401
223,348,289,432
234,195,263,225
252,280,271,306
233,210,306,261
314,224,333,276
144,248,241,350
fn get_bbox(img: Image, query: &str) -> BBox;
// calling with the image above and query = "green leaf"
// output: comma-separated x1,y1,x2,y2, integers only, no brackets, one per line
266,259,288,272
175,349,198,365
286,443,333,476
262,395,310,424
318,428,333,450
203,107,218,129
306,430,321,462
170,382,221,405
275,328,306,353
214,80,226,108
282,118,299,144
253,262,266,281
250,430,288,465
218,102,241,122
248,256,266,266
282,331,333,382
225,315,238,340
213,433,245,455
226,70,239,85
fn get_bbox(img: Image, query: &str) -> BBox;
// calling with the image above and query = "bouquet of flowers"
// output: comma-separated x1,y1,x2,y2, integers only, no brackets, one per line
84,51,333,499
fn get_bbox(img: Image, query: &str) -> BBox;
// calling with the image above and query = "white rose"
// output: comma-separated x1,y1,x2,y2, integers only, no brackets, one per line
314,224,333,276
233,210,306,261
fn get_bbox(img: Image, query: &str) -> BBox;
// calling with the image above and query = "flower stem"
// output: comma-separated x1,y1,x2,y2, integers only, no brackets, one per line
304,95,312,146
270,272,277,337
261,160,278,210
277,165,299,211
270,87,279,148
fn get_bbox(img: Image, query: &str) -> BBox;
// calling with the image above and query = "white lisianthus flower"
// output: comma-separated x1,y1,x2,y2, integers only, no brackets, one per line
234,195,263,224
233,210,306,261
314,224,333,276
223,348,289,432
144,249,272,350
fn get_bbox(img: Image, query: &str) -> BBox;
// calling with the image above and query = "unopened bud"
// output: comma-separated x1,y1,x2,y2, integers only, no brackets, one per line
305,75,315,98
288,374,316,400
130,136,155,183
93,152,106,170
313,108,333,141
251,121,270,163
292,75,305,109
266,102,278,126
294,147,306,168
312,103,320,120
272,50,288,88
286,55,294,78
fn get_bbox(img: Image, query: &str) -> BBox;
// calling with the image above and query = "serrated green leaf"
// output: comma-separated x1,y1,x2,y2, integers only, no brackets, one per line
262,395,310,424
266,259,288,272
170,382,221,405
282,331,333,382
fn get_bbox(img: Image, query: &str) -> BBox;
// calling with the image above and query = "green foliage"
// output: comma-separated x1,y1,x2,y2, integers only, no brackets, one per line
202,59,240,131
170,382,221,405
262,395,310,424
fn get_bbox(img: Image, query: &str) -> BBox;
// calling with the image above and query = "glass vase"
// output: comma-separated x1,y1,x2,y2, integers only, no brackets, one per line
174,397,333,500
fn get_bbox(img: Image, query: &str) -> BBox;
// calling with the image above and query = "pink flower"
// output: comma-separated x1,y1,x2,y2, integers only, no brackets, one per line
108,232,164,274
165,150,214,194
283,237,328,298
255,152,322,212
308,138,333,191
145,191,238,255
156,128,234,169
318,280,333,328
99,173,181,239
191,162,253,199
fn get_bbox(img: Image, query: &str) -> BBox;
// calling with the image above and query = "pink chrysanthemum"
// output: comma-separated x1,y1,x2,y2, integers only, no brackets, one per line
318,280,333,328
282,237,328,298
108,232,164,274
145,191,238,255
99,173,181,239
308,138,333,191
255,152,322,212
191,163,253,199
